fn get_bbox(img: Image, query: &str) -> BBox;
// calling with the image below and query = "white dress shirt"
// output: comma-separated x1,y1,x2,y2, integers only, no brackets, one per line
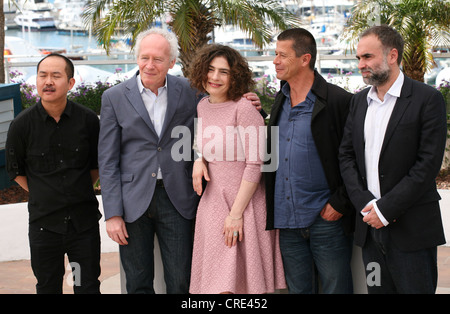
137,74,168,179
363,71,404,226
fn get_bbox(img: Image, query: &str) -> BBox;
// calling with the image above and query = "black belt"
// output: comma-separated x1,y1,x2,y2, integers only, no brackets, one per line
156,179,164,188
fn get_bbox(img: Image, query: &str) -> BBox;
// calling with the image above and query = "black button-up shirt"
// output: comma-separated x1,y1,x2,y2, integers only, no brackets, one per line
6,100,101,234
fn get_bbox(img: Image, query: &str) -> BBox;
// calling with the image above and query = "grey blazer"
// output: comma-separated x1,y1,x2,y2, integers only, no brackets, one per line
98,72,200,223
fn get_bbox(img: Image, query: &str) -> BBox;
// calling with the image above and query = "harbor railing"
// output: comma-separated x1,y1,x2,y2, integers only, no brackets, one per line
3,49,450,85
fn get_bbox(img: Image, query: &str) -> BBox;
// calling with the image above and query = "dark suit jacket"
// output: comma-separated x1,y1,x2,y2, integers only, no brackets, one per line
265,70,355,235
339,74,447,251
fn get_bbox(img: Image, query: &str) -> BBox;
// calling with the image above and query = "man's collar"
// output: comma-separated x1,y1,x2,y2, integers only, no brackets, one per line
136,73,168,94
37,99,72,121
368,71,404,102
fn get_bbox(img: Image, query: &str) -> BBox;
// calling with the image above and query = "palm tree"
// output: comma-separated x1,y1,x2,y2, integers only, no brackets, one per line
82,0,301,76
343,0,450,82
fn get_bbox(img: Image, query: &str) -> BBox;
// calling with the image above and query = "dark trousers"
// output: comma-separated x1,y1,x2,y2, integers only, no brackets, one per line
362,227,438,294
279,215,353,294
119,185,193,294
29,222,101,294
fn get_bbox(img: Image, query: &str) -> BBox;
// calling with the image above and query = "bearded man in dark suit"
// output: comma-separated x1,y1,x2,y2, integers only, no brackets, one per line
339,25,447,294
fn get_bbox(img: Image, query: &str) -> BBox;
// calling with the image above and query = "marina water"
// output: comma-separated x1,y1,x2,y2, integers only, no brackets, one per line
5,28,138,77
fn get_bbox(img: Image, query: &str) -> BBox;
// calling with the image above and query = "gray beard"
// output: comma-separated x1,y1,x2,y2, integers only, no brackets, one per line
363,68,390,86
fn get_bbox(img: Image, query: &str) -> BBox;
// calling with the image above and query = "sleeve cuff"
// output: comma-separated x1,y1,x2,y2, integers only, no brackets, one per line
361,199,389,226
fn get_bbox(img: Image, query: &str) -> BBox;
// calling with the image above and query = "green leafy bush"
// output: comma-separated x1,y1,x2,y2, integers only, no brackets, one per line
68,81,115,115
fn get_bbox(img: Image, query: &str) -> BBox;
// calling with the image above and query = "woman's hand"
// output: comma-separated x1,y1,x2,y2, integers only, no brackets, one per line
192,158,210,196
223,214,243,247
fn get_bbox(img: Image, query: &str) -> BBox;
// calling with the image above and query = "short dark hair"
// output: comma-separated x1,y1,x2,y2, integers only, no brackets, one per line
188,44,255,102
37,53,75,80
277,28,317,71
360,25,404,65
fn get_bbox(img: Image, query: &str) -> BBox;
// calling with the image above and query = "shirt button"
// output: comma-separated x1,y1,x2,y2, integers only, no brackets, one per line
151,173,156,177
157,147,162,152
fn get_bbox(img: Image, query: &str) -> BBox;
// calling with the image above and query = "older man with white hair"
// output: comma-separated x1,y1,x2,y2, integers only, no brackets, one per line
99,28,261,294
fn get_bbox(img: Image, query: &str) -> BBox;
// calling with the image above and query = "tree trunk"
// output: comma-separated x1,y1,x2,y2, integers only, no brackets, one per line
0,0,5,84
402,45,426,82
403,65,425,83
169,9,216,78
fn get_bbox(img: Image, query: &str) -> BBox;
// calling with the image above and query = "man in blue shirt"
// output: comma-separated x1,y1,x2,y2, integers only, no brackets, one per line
265,28,354,293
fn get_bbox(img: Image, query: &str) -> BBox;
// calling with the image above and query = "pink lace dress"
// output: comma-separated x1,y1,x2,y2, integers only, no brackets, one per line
189,96,286,294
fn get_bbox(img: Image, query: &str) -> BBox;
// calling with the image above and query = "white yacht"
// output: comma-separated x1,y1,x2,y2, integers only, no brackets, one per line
14,11,56,31
56,5,88,35
16,0,54,12
3,1,17,14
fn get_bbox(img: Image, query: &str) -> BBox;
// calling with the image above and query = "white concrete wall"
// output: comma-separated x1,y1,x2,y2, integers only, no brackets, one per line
439,189,450,244
0,196,118,262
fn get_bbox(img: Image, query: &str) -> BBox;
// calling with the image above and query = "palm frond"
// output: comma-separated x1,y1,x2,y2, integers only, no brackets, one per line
82,0,303,74
343,0,450,81
212,0,301,48
83,0,166,54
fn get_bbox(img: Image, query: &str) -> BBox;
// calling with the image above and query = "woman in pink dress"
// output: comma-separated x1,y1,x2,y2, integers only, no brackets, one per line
188,44,285,294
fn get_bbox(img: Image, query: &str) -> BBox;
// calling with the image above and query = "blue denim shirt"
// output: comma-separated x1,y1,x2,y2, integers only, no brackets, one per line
274,83,330,228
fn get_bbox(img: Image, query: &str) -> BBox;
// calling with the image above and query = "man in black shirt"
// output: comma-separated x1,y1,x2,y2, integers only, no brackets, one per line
5,53,101,294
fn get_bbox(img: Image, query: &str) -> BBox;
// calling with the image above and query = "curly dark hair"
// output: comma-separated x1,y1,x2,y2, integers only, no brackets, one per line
188,44,255,102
